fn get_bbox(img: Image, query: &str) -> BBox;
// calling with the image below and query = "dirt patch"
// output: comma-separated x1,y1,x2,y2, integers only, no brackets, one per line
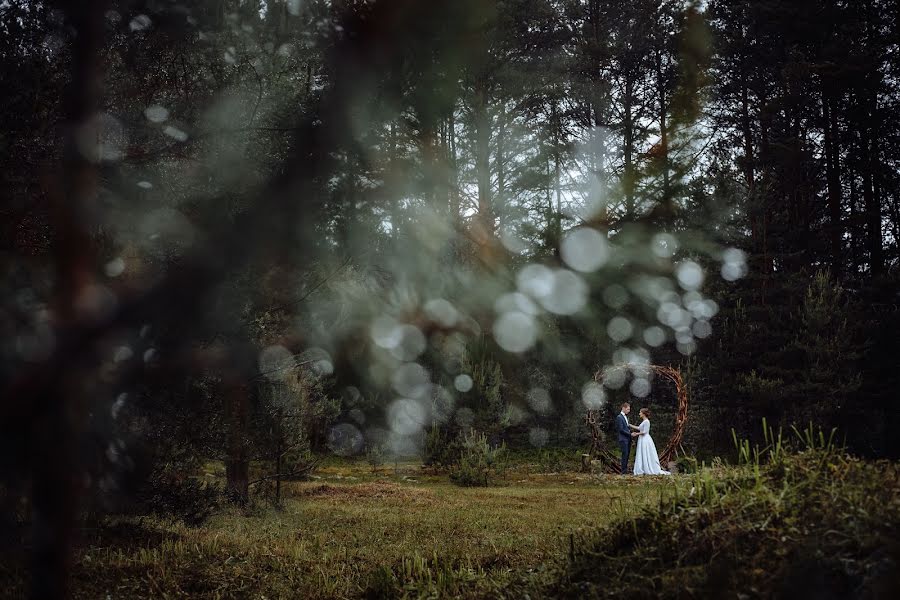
292,481,435,502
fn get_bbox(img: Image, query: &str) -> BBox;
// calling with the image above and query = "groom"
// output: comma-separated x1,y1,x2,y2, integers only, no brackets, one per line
616,402,632,475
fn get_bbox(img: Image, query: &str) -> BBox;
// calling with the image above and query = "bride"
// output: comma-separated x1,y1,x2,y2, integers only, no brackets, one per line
630,408,670,476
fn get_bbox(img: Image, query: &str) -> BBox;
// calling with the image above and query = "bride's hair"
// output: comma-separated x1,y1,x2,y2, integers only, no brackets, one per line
639,408,651,418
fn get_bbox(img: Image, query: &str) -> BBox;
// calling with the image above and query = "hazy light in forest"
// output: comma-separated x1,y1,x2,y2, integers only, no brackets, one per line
651,233,679,258
494,292,539,316
603,284,629,309
676,260,705,291
607,316,634,342
137,181,153,190
539,269,587,315
643,326,666,347
163,125,189,142
138,208,196,256
129,14,152,32
500,227,528,254
391,362,430,398
77,113,126,163
454,374,473,393
224,47,237,64
113,346,133,363
111,393,127,419
675,328,694,344
516,264,555,299
560,227,609,272
493,311,537,353
328,423,364,456
693,320,712,338
603,367,626,389
387,399,427,435
143,348,158,364
259,345,293,380
526,388,552,415
529,427,549,448
721,247,748,281
455,407,475,428
144,105,170,123
630,378,651,398
389,324,427,361
581,381,606,409
431,386,455,424
424,298,458,327
657,301,689,328
298,347,332,377
370,315,402,349
313,359,334,376
287,0,303,17
104,257,125,277
677,341,697,355
74,283,117,321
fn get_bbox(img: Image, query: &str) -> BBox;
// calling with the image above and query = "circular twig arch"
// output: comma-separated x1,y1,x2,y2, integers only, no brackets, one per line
588,364,689,473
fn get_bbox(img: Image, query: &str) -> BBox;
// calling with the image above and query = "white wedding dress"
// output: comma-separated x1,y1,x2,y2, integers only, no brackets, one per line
633,419,670,475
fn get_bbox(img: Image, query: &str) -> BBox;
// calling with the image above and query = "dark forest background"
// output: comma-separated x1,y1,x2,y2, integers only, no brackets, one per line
1,0,899,594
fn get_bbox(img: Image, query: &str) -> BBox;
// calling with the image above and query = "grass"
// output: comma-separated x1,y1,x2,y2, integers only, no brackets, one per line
482,427,900,599
2,460,673,599
12,428,889,599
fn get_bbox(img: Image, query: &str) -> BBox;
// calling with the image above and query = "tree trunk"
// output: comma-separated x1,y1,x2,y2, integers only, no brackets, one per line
225,381,250,505
474,80,493,243
623,75,636,218
656,47,670,208
448,110,460,220
862,129,883,275
496,101,507,230
34,2,104,597
822,83,843,277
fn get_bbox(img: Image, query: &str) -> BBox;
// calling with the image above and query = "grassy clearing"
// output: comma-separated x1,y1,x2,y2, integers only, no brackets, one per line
2,462,672,599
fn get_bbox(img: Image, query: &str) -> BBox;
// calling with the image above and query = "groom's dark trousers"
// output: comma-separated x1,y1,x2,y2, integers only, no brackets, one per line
617,413,631,475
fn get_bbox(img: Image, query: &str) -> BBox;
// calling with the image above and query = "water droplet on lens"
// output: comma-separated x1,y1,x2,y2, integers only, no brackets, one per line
454,374,473,393
493,311,537,353
560,227,609,272
144,105,169,123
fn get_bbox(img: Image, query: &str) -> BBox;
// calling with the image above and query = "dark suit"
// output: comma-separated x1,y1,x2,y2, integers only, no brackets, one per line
617,413,631,474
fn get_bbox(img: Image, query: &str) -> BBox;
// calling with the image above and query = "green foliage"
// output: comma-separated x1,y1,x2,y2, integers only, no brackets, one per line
463,344,508,440
673,454,698,474
423,425,462,469
133,470,222,527
534,448,581,474
703,271,867,451
365,443,385,473
449,430,507,487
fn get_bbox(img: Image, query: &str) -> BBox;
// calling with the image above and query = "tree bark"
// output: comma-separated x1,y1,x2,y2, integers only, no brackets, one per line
474,79,493,243
225,381,250,505
822,83,843,277
33,2,105,598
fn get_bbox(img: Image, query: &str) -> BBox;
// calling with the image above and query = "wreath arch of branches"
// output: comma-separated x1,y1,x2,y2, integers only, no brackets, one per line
584,364,689,473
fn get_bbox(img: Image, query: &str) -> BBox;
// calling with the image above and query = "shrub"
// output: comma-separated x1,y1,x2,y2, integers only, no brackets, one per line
449,430,506,487
535,448,581,473
423,425,462,469
366,443,385,473
133,470,222,526
674,454,698,474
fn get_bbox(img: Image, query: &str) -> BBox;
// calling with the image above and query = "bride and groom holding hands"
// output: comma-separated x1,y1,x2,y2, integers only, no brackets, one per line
617,402,670,475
